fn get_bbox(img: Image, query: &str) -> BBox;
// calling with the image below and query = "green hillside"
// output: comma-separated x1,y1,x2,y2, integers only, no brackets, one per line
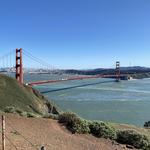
0,74,59,115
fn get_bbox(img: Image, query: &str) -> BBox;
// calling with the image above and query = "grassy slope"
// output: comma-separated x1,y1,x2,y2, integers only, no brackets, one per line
0,74,58,115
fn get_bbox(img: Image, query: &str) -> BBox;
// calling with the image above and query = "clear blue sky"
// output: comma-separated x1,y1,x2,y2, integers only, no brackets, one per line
0,0,150,69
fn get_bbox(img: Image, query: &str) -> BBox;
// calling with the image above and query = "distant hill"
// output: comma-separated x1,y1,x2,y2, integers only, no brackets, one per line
63,66,150,76
0,74,59,115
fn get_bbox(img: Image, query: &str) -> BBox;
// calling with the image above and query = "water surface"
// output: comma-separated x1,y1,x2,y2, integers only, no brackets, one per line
30,76,150,126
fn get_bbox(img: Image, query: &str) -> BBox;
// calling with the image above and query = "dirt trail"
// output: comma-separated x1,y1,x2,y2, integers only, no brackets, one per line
0,113,136,150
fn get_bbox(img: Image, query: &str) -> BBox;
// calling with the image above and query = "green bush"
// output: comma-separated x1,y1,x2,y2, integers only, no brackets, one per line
144,121,150,128
4,106,28,116
4,106,25,115
26,112,39,118
59,112,79,125
71,119,90,134
43,113,59,120
89,121,116,139
58,112,90,134
4,106,16,113
15,108,23,114
116,130,150,149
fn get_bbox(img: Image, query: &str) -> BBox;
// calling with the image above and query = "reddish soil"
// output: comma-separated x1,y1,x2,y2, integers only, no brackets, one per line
0,113,136,150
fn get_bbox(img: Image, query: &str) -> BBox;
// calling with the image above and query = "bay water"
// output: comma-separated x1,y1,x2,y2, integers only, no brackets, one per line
11,74,150,126
23,74,150,126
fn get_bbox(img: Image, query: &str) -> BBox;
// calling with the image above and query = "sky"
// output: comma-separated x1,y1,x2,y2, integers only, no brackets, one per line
0,0,150,69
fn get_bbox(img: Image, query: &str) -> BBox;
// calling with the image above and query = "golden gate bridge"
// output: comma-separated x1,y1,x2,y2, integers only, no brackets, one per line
0,48,128,86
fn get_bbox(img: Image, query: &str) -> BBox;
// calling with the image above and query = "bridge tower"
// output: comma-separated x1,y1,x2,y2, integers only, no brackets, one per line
16,48,23,84
116,61,120,82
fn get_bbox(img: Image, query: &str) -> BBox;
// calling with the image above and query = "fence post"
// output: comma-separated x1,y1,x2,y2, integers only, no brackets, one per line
2,115,5,150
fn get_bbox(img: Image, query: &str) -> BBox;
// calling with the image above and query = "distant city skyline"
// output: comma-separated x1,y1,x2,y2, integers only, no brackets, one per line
0,0,150,69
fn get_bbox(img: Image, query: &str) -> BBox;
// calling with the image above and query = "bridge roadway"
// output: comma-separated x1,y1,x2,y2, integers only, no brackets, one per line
27,74,129,86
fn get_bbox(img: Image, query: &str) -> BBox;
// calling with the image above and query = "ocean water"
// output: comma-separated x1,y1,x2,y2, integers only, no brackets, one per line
24,74,150,127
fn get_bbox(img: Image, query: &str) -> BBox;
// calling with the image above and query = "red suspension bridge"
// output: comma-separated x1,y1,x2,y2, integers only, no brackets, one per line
0,48,128,86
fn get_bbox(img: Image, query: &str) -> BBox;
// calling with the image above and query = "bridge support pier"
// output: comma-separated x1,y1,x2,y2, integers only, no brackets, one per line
116,61,120,82
16,48,23,84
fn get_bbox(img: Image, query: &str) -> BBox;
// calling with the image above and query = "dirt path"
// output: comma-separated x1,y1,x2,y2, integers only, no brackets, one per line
0,113,136,150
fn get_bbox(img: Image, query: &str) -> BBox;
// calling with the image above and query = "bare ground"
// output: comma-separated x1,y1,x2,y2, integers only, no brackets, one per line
0,113,137,150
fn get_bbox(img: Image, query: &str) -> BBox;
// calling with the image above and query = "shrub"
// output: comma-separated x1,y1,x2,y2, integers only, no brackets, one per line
15,108,24,114
116,130,150,149
4,106,27,116
144,121,150,128
26,112,38,118
4,106,16,113
43,113,59,120
71,119,90,134
59,112,79,125
89,121,116,139
19,111,27,117
4,106,41,118
58,112,90,134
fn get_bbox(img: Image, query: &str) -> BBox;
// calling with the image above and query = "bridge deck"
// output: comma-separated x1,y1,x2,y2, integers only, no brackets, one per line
27,74,128,86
